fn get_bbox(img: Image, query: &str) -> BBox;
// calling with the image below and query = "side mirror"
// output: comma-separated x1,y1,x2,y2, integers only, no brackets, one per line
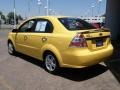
12,29,18,32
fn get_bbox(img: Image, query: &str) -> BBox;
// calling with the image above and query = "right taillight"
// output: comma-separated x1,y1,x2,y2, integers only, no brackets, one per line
69,33,87,47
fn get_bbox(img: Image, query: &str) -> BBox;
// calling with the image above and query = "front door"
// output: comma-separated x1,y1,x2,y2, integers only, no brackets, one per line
15,19,36,55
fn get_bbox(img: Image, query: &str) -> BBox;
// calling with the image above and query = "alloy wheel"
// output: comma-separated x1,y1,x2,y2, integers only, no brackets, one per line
45,54,57,72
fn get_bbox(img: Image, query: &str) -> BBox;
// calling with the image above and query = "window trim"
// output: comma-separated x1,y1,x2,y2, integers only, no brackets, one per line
33,18,54,33
18,19,36,33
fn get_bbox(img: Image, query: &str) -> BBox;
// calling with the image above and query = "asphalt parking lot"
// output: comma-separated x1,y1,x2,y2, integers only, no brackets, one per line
0,27,120,90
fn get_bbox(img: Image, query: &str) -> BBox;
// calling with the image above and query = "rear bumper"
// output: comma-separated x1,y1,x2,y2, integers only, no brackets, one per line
60,45,113,68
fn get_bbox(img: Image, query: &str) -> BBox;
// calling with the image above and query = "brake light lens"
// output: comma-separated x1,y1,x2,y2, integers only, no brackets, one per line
70,33,87,47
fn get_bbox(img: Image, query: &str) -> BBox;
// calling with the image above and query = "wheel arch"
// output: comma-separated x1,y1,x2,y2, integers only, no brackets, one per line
7,39,16,50
7,39,13,45
41,44,63,67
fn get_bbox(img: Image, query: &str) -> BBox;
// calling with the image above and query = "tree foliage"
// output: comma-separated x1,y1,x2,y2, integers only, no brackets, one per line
1,15,6,20
0,11,3,15
7,12,17,20
0,11,23,24
7,12,23,24
0,11,5,20
17,15,23,20
7,12,23,20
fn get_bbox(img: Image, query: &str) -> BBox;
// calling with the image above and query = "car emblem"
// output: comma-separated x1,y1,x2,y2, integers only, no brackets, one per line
99,33,103,36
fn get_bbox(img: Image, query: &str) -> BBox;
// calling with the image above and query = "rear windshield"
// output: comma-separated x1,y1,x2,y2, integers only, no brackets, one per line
58,18,96,31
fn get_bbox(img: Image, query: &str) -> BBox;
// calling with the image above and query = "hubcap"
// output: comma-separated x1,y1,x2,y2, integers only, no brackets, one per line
8,43,14,54
45,55,56,72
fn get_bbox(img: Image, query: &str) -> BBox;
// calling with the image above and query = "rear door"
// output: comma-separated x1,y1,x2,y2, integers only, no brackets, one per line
26,19,54,59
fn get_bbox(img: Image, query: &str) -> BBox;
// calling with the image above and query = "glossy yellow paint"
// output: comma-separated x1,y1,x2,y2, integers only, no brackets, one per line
8,16,113,68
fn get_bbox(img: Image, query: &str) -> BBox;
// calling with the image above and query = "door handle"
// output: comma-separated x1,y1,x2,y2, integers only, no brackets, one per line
24,35,28,40
42,37,47,42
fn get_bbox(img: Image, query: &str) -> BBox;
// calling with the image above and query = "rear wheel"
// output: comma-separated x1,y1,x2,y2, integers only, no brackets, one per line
44,52,59,74
8,41,16,55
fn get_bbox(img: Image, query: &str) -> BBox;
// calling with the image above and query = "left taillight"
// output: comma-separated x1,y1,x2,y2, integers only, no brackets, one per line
69,33,87,47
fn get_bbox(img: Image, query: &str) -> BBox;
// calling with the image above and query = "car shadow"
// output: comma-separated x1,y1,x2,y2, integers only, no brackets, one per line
15,53,44,68
15,53,108,82
55,64,108,81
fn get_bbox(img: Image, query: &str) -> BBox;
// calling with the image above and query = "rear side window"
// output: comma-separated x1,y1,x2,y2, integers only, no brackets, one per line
35,19,53,33
58,18,96,31
35,21,47,32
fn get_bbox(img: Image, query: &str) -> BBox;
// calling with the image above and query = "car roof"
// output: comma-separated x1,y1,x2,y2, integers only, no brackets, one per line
17,16,71,29
17,16,80,29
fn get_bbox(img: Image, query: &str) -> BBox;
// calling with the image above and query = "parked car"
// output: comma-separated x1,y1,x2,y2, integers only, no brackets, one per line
8,16,113,73
91,23,101,28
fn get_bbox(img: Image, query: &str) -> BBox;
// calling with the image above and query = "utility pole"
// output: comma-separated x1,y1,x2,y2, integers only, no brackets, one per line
13,0,16,29
49,9,52,15
28,0,30,17
98,0,102,16
52,10,55,15
38,0,42,15
91,4,95,17
0,15,1,29
46,0,49,15
44,6,47,15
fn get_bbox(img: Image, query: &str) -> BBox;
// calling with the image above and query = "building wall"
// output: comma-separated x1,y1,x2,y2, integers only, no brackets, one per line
80,16,105,23
106,0,120,40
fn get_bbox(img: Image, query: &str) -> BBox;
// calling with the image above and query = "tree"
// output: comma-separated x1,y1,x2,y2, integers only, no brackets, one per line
17,15,23,20
7,12,17,24
7,12,17,20
1,15,6,21
0,11,2,15
7,12,23,24
0,11,6,23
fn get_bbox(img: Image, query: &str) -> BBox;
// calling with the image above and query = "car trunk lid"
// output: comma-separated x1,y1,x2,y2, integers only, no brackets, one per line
71,28,111,51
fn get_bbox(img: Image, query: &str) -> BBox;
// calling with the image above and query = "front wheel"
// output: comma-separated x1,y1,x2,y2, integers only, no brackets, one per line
8,42,16,55
44,52,59,74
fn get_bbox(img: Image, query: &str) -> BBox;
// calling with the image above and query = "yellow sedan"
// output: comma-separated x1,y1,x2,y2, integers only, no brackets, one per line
8,16,113,73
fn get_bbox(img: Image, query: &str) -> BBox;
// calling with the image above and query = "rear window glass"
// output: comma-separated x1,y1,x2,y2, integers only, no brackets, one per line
58,18,96,30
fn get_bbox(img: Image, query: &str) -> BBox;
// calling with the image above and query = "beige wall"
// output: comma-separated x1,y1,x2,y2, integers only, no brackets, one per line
106,0,120,40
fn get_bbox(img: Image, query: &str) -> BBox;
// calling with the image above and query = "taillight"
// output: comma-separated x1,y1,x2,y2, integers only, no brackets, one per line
70,33,87,47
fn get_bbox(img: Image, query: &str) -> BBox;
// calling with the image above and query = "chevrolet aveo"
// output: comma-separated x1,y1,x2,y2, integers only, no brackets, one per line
8,16,113,73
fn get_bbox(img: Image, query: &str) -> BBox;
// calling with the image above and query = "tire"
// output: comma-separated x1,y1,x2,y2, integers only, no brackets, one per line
44,52,59,74
8,41,16,55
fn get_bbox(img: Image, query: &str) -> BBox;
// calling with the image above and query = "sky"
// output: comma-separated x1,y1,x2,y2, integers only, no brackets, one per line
0,0,106,18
